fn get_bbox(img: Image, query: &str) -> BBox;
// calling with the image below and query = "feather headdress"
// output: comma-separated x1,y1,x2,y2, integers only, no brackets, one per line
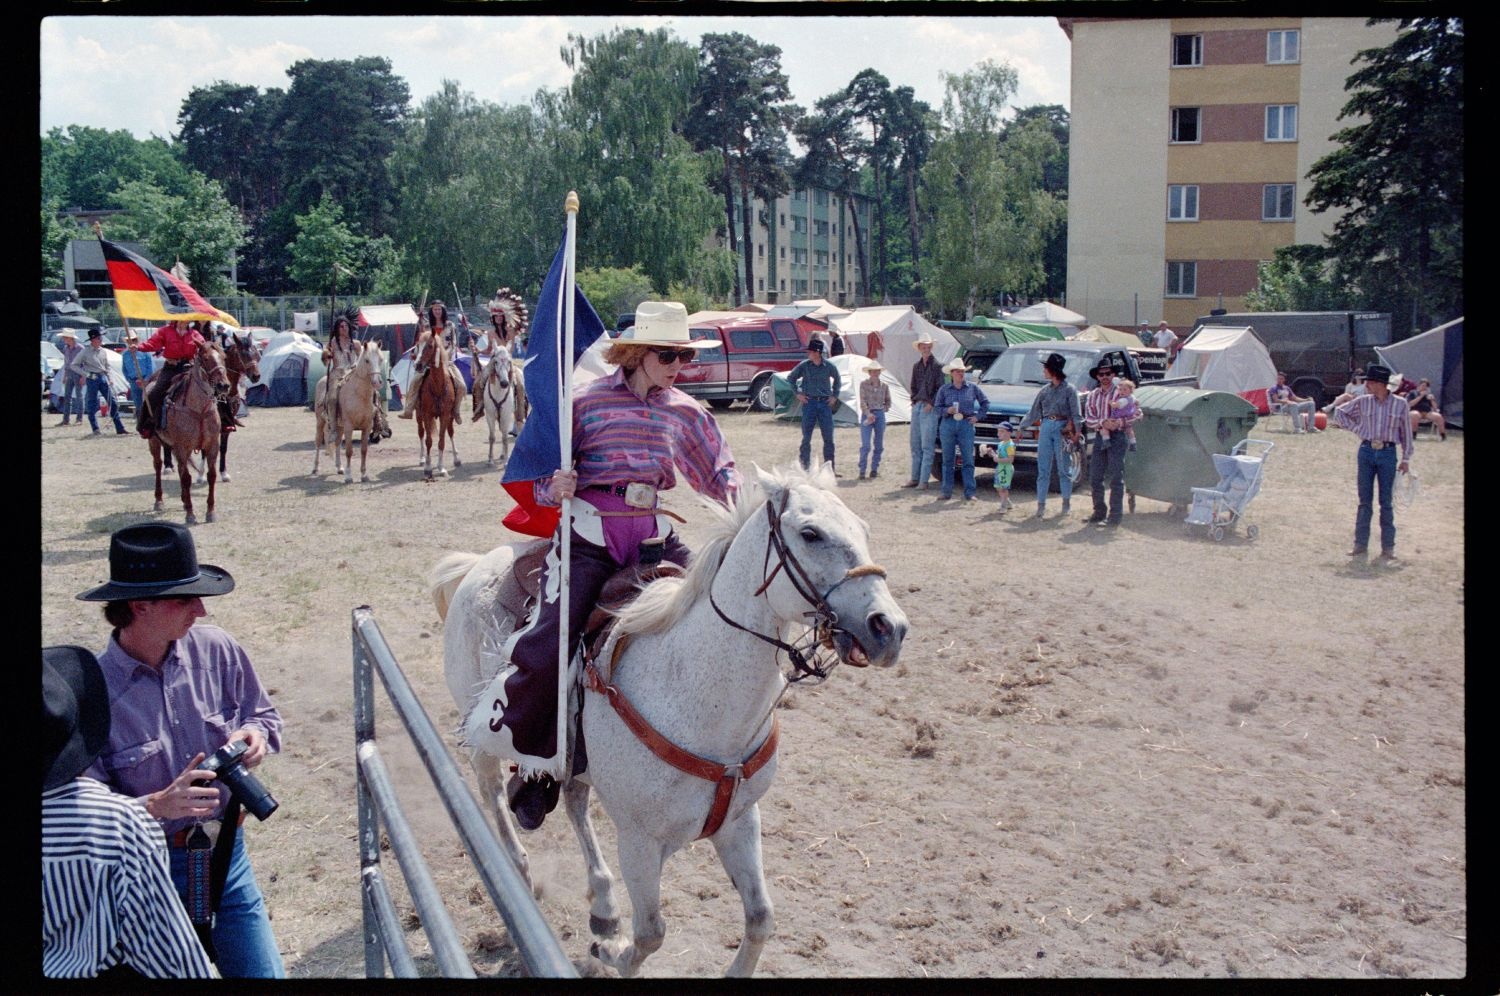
487,287,529,337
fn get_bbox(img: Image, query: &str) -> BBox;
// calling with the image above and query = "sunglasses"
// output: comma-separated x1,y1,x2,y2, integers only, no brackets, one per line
1096,370,1115,377
649,347,697,364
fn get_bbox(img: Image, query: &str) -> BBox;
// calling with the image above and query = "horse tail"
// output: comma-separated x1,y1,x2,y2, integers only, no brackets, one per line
429,550,482,621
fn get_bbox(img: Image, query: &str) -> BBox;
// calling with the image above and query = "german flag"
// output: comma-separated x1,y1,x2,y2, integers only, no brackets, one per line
100,238,239,327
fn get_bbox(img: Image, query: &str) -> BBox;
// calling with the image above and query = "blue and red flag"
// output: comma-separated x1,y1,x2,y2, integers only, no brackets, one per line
500,230,607,538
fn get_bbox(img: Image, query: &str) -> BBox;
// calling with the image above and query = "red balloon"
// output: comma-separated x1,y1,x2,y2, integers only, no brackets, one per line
1314,411,1328,431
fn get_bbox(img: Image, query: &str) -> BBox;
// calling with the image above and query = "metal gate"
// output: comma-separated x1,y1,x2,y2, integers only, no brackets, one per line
351,605,577,978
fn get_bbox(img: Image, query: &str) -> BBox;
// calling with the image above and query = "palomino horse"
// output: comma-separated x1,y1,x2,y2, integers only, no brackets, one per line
470,344,517,466
429,464,908,976
216,330,261,483
415,333,463,478
312,340,383,483
149,344,230,524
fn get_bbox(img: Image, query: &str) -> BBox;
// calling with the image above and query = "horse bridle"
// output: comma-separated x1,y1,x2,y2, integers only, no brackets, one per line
708,489,887,684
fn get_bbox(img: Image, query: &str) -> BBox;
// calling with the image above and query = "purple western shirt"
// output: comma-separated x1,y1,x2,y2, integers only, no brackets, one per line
84,624,283,836
1333,392,1414,462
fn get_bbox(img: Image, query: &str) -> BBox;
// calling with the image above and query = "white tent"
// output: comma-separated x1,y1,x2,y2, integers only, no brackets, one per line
1166,326,1277,399
793,298,853,321
1006,301,1087,329
1377,316,1463,429
248,330,324,406
774,353,912,425
685,310,746,326
830,306,960,391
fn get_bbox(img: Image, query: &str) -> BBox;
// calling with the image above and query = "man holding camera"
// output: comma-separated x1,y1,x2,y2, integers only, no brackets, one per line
77,522,284,978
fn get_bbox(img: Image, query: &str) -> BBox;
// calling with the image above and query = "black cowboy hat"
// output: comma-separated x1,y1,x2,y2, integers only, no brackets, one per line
43,646,111,791
1042,352,1067,375
807,338,825,353
1364,363,1392,383
76,522,235,602
1090,358,1116,376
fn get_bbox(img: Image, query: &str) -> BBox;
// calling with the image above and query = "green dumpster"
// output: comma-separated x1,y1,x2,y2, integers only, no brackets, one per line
1122,386,1258,506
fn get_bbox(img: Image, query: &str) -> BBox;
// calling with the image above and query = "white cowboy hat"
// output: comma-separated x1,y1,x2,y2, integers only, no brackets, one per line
915,332,935,346
629,301,719,350
943,358,967,374
57,329,79,340
864,360,884,372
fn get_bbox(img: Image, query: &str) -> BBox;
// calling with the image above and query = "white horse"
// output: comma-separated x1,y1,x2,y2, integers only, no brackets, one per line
471,344,517,466
429,464,907,977
312,340,383,483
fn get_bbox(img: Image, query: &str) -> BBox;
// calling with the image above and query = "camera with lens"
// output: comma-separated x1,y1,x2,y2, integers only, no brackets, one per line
198,739,279,821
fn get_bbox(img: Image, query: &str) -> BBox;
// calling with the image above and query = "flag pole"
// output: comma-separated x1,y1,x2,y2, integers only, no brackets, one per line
557,190,579,775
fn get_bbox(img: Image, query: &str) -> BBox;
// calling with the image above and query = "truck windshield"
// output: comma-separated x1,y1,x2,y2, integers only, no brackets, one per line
981,349,1097,390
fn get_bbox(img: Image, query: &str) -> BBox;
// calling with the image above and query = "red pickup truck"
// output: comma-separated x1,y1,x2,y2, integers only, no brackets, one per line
678,314,826,411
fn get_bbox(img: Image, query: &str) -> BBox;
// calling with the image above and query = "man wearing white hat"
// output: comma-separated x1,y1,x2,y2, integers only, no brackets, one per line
473,300,740,832
55,329,86,426
857,360,891,479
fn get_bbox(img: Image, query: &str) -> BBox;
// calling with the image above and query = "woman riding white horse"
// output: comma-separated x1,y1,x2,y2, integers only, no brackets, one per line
478,300,734,831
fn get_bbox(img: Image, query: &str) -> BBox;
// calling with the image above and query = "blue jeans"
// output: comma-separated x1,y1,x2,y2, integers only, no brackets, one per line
859,410,886,474
169,833,285,978
799,397,835,468
85,373,125,433
1354,442,1397,552
62,375,84,421
908,404,938,482
939,416,977,498
1035,419,1072,508
1089,433,1129,522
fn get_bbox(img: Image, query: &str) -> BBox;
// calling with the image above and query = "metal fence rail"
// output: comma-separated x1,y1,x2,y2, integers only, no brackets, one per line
352,605,577,978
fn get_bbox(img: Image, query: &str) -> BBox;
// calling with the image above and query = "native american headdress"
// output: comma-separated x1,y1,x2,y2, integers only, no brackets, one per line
487,287,529,338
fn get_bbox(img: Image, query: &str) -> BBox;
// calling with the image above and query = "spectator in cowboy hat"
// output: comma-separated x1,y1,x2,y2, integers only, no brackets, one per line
77,522,284,976
56,329,86,426
42,644,216,979
1331,362,1414,563
788,336,841,474
1022,352,1081,518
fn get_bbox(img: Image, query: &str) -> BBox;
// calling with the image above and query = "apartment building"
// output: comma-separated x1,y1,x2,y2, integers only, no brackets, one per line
1060,17,1398,329
720,186,873,306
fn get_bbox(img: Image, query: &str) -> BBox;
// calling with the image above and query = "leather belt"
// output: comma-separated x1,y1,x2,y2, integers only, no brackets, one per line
1044,415,1067,420
1366,440,1387,450
589,482,658,509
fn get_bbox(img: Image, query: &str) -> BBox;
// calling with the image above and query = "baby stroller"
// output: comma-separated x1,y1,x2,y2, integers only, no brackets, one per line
1184,438,1273,541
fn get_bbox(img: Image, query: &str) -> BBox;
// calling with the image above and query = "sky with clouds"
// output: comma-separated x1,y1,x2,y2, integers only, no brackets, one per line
40,14,1073,141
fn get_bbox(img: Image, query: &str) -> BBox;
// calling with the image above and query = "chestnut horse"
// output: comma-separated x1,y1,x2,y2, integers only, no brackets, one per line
415,333,463,478
148,344,230,524
216,330,261,483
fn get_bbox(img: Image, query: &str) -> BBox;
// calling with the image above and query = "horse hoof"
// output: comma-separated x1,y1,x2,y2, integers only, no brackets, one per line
205,512,216,523
220,473,231,483
153,501,164,512
590,916,620,939
185,514,197,525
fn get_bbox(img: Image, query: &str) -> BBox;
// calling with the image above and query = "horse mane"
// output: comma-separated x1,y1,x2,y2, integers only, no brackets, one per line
612,462,835,637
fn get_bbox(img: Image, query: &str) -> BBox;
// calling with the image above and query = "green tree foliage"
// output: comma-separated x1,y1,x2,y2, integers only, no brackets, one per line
42,200,87,286
844,69,895,301
919,61,1064,319
576,265,656,324
113,173,247,296
684,32,798,306
554,28,721,293
175,81,286,225
42,125,194,210
883,86,935,298
1003,104,1069,304
1244,244,1347,312
795,95,871,302
1305,18,1463,332
287,194,360,294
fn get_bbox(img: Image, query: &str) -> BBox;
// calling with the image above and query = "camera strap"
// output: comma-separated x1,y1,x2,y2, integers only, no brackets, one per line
185,823,217,961
209,797,243,918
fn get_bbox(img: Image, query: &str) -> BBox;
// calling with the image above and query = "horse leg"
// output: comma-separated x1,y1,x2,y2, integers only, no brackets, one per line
152,442,165,512
472,752,531,889
590,831,666,977
342,423,355,484
219,429,230,483
562,779,621,940
358,425,369,483
204,444,218,523
486,407,497,466
448,415,461,469
711,804,774,977
177,449,196,525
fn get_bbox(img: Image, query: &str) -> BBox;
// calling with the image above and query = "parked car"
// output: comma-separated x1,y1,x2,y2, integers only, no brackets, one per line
671,313,826,411
41,288,102,337
1191,310,1393,409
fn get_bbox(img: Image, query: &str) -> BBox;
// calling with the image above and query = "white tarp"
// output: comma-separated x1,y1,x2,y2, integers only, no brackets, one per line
830,306,960,391
359,304,420,327
50,349,129,411
774,353,912,425
793,298,853,321
293,311,320,332
1006,301,1087,328
1167,326,1277,394
1376,316,1463,429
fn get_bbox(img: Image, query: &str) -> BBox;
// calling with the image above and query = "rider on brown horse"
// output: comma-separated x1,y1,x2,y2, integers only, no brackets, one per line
136,320,209,439
399,300,464,421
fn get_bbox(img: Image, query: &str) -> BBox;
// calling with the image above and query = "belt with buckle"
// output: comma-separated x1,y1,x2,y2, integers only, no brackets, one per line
1367,440,1387,450
589,483,658,509
1044,415,1066,420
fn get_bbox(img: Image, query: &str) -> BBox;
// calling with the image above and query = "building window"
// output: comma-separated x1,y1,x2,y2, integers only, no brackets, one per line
1265,104,1297,142
795,279,808,295
779,213,786,228
758,243,764,257
1167,185,1199,221
814,250,829,267
791,248,807,265
814,219,829,236
1171,34,1202,67
758,278,764,291
814,189,828,206
1267,29,1300,64
780,279,786,292
1166,261,1197,298
1262,183,1296,221
814,279,828,295
792,189,806,202
792,216,807,234
1170,107,1201,144
780,247,786,259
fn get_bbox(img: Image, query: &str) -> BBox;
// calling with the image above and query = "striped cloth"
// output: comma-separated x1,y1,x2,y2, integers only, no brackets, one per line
42,779,216,979
1333,392,1414,461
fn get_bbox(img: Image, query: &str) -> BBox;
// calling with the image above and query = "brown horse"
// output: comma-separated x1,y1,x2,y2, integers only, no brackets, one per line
312,340,384,483
216,330,261,483
148,344,230,524
415,333,463,478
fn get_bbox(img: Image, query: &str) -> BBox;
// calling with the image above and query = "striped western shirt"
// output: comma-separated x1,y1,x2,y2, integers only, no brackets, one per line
1083,383,1141,430
536,368,739,507
42,779,217,978
1333,391,1414,461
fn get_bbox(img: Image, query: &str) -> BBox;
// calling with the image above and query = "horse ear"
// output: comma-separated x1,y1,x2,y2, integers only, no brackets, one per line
752,464,783,506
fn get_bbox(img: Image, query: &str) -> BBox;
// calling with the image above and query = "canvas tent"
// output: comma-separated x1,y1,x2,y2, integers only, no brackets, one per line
830,306,959,391
686,310,747,326
1069,324,1147,347
1005,301,1087,330
1165,326,1278,410
247,330,323,407
970,314,1064,341
772,354,912,425
1377,316,1463,429
359,304,423,366
793,298,852,321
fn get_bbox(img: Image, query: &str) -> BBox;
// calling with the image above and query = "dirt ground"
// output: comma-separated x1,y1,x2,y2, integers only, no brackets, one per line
38,398,1467,981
